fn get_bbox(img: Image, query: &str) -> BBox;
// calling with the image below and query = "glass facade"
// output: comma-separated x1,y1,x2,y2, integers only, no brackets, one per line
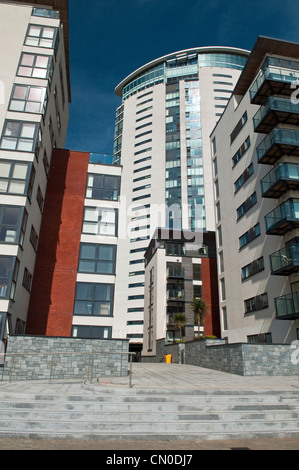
185,81,205,230
120,51,248,100
165,81,181,227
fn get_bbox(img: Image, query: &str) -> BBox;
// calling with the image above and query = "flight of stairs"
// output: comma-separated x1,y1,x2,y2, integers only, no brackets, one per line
0,384,299,441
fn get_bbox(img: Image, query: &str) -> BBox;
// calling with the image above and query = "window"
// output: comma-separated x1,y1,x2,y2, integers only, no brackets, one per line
0,161,34,196
30,225,39,251
0,257,19,300
43,151,50,177
234,163,254,192
72,325,111,339
193,264,201,280
128,295,144,300
134,164,151,174
0,121,40,152
237,192,257,220
219,251,224,273
129,271,145,276
244,293,268,313
241,257,264,281
25,24,58,49
133,184,151,192
230,111,248,144
82,207,118,237
222,307,228,330
9,85,47,114
220,278,226,301
86,174,120,201
0,206,27,245
135,130,152,139
0,312,6,342
239,223,260,249
74,283,114,316
23,268,33,292
36,186,44,212
212,137,216,156
17,52,53,80
217,225,223,246
78,243,116,275
232,136,251,167
134,138,152,147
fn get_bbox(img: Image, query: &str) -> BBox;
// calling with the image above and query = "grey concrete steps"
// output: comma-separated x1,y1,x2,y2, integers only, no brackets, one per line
0,387,298,441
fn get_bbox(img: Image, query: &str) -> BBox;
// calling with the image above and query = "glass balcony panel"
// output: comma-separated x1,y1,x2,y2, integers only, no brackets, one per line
167,266,185,278
32,8,60,19
275,291,299,319
257,128,299,164
250,57,299,104
261,162,299,198
270,244,299,274
253,97,299,133
265,199,299,234
167,289,185,300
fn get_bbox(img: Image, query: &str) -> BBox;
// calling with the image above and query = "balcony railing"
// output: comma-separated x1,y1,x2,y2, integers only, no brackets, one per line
275,291,299,320
265,199,299,235
257,128,299,164
250,57,299,105
167,266,185,278
270,244,299,275
32,8,60,19
167,290,185,301
89,153,120,166
253,97,299,134
261,162,299,198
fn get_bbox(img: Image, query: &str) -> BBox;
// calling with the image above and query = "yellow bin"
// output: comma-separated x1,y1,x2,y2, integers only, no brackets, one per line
164,354,172,364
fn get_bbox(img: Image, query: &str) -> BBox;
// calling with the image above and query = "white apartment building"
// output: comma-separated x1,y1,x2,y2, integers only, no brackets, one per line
0,0,70,343
211,36,299,344
112,47,250,352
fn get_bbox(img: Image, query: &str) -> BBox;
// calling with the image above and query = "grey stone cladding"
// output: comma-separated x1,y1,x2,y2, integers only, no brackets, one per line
1,336,130,381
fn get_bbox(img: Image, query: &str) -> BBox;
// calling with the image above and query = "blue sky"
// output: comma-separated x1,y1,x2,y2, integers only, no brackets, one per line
65,0,299,154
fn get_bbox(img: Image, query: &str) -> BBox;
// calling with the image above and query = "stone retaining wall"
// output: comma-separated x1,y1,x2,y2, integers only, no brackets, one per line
143,338,299,376
1,335,130,381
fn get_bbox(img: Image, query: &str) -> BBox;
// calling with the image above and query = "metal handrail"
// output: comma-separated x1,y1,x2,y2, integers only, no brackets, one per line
0,351,136,388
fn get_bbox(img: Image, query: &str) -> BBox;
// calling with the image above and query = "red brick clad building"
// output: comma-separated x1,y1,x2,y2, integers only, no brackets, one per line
26,150,89,336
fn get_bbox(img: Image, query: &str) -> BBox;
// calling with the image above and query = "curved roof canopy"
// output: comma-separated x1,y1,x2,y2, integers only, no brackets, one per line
115,46,250,97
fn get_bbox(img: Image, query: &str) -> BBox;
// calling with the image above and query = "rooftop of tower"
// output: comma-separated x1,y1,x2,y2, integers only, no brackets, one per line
115,46,250,98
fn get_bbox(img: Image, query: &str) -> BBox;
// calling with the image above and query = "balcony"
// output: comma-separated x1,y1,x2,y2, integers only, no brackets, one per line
257,128,299,164
275,291,299,320
167,289,185,301
261,162,299,198
270,244,299,275
265,199,299,235
167,266,185,279
253,97,299,134
250,57,299,105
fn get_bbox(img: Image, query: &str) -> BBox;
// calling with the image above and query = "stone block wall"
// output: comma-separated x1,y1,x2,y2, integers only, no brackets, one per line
1,335,130,381
142,338,299,376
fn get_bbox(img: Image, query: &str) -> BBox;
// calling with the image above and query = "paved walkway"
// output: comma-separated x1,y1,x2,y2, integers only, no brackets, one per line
1,363,298,394
0,363,299,450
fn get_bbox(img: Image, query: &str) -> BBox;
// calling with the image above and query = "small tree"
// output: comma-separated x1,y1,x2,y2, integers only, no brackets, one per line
191,297,208,338
172,312,186,341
